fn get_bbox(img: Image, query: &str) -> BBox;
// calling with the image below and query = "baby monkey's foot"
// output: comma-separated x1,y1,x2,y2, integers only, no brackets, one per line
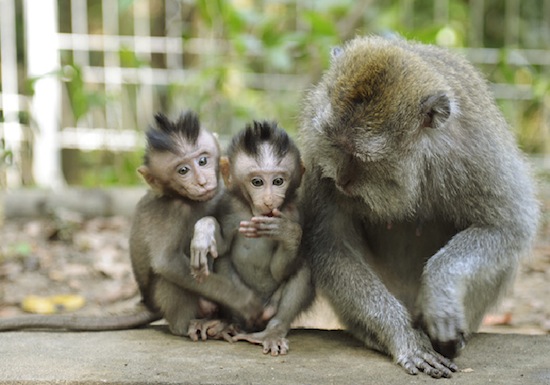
233,330,289,356
187,319,240,342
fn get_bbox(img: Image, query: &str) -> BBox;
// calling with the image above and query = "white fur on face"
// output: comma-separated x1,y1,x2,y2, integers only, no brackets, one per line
233,143,294,216
150,131,219,201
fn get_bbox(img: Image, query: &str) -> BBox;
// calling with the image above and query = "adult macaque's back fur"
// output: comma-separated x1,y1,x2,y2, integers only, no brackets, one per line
299,35,539,378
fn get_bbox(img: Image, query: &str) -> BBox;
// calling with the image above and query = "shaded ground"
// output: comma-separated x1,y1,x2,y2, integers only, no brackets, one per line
2,329,550,385
1,202,549,334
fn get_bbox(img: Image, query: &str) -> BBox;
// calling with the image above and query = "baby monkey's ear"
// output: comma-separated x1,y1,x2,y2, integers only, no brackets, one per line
220,156,232,188
137,165,162,194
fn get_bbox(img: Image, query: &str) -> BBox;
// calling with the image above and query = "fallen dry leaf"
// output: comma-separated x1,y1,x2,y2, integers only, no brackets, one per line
21,294,86,314
483,312,513,326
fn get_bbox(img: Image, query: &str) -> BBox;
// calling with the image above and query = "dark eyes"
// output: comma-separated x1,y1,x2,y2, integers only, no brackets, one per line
178,156,207,176
178,166,190,175
251,177,285,187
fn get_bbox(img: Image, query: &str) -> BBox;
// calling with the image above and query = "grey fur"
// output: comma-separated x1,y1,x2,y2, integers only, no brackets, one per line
299,35,539,378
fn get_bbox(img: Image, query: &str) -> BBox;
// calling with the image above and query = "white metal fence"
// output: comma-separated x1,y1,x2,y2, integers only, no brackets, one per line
1,0,549,188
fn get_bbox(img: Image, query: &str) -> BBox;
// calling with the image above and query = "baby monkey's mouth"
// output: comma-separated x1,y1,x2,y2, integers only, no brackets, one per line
194,187,217,201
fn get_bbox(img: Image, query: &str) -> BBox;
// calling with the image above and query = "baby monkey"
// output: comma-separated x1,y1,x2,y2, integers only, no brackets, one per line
191,121,313,355
0,111,263,337
130,111,264,338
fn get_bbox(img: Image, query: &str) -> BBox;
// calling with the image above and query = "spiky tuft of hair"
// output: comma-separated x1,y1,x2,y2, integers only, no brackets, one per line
227,120,294,161
143,110,201,165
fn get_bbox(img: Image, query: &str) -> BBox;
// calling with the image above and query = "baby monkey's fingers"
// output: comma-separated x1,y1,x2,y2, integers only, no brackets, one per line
239,221,261,238
250,208,284,222
190,250,210,283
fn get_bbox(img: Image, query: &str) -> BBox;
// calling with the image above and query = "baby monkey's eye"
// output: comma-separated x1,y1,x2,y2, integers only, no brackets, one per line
198,156,208,166
251,177,264,187
178,166,190,175
273,177,284,186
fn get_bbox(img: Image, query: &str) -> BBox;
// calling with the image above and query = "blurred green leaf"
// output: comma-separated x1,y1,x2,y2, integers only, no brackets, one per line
267,45,292,72
497,49,517,83
62,65,110,124
302,11,338,36
14,242,32,257
118,0,134,12
47,0,550,187
120,47,146,68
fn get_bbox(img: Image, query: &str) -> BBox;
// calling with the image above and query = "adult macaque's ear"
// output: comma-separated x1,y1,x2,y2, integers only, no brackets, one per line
300,160,306,176
220,156,232,188
330,46,344,62
138,165,161,192
420,92,451,129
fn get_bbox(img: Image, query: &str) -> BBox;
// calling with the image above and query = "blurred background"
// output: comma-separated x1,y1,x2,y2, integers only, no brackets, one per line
0,0,549,333
0,0,549,188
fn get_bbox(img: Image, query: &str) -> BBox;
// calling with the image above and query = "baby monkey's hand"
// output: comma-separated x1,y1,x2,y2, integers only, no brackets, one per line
190,217,219,282
239,209,286,239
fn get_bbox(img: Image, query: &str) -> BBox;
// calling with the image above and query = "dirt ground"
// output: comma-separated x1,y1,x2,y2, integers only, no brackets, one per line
1,203,549,335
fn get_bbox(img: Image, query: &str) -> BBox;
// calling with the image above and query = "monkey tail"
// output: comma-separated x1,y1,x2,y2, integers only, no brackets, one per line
0,307,162,331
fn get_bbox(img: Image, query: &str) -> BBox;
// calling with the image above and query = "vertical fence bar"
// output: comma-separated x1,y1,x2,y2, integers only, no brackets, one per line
165,0,183,69
469,0,485,47
401,0,414,31
134,0,154,125
434,0,449,25
71,0,89,66
102,0,122,130
71,0,91,129
505,0,520,47
1,0,23,186
544,0,550,152
24,0,64,188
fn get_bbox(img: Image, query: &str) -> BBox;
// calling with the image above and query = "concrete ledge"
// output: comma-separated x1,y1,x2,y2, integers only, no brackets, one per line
0,328,548,384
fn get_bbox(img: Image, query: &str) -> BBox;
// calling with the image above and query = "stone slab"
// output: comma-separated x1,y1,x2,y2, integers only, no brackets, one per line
0,328,548,384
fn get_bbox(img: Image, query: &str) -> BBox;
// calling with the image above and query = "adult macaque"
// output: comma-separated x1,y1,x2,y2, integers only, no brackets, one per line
0,111,263,337
191,121,313,355
299,36,539,378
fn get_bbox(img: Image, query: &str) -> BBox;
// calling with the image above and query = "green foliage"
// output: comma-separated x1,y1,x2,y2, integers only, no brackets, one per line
160,0,343,138
512,72,550,154
119,47,147,68
50,0,549,186
67,150,143,187
118,0,135,12
62,65,110,125
0,241,33,264
0,138,13,167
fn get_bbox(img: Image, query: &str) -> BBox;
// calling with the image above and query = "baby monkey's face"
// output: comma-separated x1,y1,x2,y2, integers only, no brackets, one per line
149,130,220,201
231,144,295,216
